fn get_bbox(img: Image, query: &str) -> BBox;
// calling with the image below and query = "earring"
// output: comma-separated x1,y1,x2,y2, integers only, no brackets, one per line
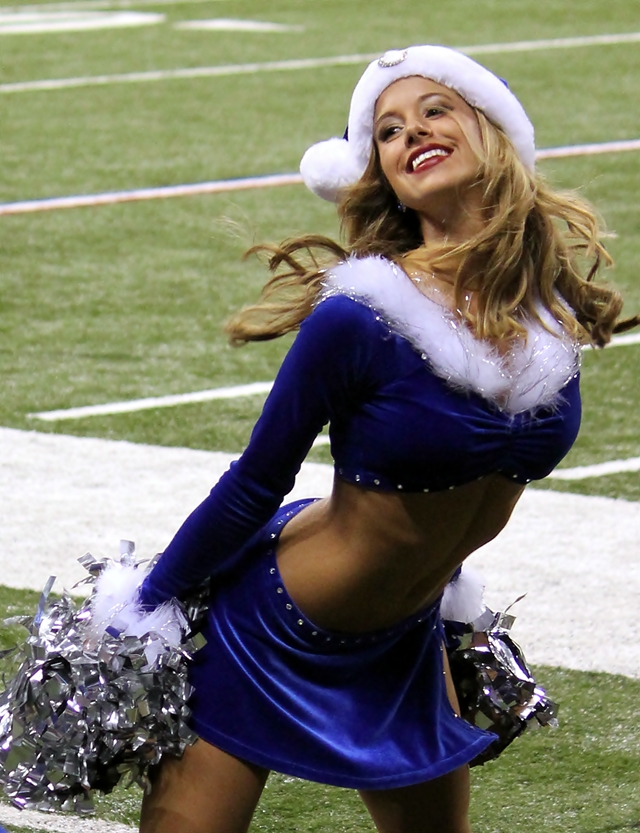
397,201,407,213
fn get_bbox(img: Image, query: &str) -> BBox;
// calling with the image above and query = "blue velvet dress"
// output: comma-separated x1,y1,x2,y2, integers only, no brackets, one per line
139,257,581,788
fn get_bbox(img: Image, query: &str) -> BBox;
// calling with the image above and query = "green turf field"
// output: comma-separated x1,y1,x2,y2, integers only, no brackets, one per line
2,0,640,829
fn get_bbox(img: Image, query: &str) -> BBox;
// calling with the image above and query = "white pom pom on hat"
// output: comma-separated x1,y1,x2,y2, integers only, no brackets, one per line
299,45,535,203
299,137,365,203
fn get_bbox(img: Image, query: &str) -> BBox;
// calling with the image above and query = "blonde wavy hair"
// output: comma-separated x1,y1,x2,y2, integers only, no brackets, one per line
226,110,637,347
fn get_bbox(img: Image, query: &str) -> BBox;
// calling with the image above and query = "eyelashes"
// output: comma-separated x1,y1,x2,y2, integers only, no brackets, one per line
376,105,452,143
378,125,401,142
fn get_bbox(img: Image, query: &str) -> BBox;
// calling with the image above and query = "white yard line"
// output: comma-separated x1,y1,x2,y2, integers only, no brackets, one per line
27,330,640,423
27,381,330,447
0,52,385,94
1,139,639,217
548,457,640,481
0,10,299,36
458,31,640,54
174,19,304,33
0,173,303,216
2,32,640,94
29,382,275,421
0,0,226,10
0,10,163,34
0,803,134,832
536,138,640,160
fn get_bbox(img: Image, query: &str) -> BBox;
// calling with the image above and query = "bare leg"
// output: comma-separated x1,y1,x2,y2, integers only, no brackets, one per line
359,766,472,833
358,645,471,833
442,643,461,715
139,739,269,833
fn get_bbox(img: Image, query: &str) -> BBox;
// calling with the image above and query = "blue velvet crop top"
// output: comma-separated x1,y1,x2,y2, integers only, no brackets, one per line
140,256,581,608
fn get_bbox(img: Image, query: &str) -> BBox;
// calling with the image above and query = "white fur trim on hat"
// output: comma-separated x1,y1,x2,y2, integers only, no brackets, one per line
300,44,535,202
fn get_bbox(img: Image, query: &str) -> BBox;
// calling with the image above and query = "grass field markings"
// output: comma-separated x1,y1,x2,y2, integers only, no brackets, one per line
0,173,303,216
0,9,163,33
0,802,134,832
548,456,640,480
536,138,640,160
0,52,376,94
26,329,640,424
29,381,275,421
1,0,225,9
460,31,640,54
174,19,304,32
2,138,640,217
2,31,640,94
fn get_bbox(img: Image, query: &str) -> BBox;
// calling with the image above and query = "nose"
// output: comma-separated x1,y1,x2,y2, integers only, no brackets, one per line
405,119,432,145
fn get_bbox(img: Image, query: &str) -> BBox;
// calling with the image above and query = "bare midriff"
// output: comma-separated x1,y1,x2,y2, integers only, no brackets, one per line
276,474,525,633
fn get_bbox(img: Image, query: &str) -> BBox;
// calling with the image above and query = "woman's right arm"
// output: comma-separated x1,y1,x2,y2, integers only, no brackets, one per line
138,295,381,608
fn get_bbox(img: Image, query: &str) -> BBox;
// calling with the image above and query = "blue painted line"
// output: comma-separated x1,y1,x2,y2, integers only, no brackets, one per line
2,138,640,217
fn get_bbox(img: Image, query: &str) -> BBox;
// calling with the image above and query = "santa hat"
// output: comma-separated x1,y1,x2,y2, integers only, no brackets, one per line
300,45,535,202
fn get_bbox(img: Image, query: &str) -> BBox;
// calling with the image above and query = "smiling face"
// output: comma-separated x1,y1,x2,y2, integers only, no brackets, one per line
373,76,484,231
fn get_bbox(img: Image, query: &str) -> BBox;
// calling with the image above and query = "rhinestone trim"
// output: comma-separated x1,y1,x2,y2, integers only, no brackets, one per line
378,49,408,68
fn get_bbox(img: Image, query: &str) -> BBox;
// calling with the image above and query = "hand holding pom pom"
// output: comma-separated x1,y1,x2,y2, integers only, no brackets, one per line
87,541,187,666
0,542,208,814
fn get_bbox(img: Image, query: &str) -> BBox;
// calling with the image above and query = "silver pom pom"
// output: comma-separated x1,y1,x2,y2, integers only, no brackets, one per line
0,544,208,814
445,602,559,766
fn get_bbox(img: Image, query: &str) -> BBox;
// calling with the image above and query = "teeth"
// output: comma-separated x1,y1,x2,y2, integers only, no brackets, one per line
412,148,448,170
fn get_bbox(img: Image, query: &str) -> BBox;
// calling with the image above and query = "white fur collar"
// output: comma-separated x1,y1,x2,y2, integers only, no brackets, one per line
319,255,580,414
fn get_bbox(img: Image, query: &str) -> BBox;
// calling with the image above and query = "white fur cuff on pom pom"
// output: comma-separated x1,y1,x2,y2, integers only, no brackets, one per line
89,559,185,663
441,565,486,623
300,137,365,202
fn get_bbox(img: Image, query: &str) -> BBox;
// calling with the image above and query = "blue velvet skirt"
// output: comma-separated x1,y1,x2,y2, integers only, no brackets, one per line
188,499,495,789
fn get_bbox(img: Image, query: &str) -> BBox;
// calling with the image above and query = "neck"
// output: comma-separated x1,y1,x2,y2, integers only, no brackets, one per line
401,244,480,294
417,186,485,247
